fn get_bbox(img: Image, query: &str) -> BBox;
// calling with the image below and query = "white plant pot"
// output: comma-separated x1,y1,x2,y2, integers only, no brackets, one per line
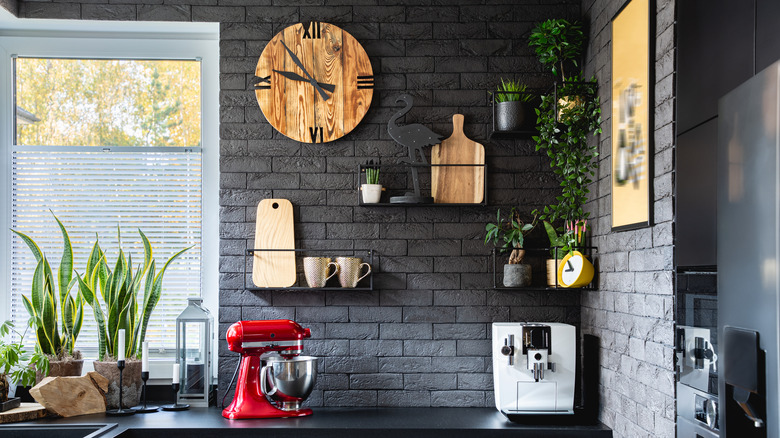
361,184,382,203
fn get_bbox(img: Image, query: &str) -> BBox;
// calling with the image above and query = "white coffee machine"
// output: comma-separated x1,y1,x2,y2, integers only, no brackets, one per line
492,322,576,418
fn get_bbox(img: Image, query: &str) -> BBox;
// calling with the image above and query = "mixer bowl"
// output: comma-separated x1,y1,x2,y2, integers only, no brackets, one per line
261,355,319,411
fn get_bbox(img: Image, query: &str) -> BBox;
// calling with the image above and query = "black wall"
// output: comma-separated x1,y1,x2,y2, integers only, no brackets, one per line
16,0,583,409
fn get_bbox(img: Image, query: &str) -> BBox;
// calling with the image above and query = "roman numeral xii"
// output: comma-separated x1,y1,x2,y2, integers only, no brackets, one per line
302,22,321,39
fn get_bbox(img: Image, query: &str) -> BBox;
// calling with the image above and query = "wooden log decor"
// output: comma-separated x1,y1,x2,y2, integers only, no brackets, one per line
0,403,48,424
29,371,108,417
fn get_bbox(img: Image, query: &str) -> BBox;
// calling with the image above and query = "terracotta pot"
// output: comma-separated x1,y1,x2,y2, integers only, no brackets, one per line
93,360,143,409
35,359,84,384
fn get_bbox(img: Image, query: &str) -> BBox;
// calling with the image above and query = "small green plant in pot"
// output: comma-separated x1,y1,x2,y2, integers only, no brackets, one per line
361,158,382,204
76,228,190,409
485,208,537,287
495,78,534,132
11,214,85,382
0,320,48,402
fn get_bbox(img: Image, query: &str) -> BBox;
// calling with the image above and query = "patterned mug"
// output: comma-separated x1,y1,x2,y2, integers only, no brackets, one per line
303,257,339,288
336,257,372,288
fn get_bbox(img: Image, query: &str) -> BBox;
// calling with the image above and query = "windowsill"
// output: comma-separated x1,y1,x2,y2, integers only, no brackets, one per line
80,358,213,386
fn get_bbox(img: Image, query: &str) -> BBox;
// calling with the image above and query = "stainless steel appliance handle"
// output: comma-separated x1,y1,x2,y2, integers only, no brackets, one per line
260,364,277,396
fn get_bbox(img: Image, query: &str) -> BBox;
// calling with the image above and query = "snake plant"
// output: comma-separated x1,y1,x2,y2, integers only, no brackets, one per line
76,228,190,361
11,214,84,359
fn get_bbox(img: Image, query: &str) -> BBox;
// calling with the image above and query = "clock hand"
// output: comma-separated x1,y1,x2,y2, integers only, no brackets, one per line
565,260,574,272
279,40,331,101
272,69,336,93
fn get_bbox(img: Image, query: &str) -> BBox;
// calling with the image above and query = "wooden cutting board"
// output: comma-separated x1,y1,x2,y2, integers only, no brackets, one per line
0,403,48,424
252,199,296,287
431,114,485,203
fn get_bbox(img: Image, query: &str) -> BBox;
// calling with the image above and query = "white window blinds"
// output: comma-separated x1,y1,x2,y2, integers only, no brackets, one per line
10,148,202,355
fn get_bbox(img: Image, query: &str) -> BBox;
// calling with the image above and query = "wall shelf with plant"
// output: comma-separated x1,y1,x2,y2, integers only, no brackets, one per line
490,246,597,291
528,18,602,262
488,79,542,139
356,164,488,207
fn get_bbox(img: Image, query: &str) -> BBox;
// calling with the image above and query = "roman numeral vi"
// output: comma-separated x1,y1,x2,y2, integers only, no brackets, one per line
309,126,323,143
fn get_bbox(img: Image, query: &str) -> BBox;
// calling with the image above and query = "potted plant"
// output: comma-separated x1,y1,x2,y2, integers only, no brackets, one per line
485,208,537,287
0,320,46,405
529,19,601,259
542,221,567,287
11,214,85,382
361,159,383,204
495,78,534,131
76,228,190,409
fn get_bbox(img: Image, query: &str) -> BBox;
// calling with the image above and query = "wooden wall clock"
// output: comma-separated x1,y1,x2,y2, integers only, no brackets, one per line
254,22,374,143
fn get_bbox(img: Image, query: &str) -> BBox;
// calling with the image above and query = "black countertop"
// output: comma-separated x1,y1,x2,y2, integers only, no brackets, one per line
0,407,612,438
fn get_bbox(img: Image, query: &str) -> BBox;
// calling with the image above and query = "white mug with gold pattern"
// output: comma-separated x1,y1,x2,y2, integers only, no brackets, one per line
303,257,339,288
336,256,371,288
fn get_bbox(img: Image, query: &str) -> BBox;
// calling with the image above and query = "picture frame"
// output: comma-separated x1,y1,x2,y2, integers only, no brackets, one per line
611,0,655,231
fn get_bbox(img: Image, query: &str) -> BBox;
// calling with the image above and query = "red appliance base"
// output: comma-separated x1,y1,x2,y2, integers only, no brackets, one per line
222,403,313,420
222,355,313,420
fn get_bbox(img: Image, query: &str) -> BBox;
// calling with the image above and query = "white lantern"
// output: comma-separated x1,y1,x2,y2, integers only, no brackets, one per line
175,297,214,407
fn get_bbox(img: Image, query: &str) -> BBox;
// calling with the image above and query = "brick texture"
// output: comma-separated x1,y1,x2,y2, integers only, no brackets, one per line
0,0,17,16
17,0,590,411
581,0,676,436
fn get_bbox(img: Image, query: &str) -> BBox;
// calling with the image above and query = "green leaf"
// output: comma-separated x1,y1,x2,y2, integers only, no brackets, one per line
30,259,46,316
10,229,44,264
85,239,102,283
52,213,73,311
137,245,190,350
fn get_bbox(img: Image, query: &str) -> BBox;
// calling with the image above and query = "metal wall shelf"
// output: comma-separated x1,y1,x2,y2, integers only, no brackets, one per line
488,89,542,140
243,248,374,291
357,163,487,206
491,246,597,291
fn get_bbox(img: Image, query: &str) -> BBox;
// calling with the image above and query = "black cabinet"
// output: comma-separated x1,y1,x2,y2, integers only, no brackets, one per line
677,0,754,135
756,0,780,72
676,119,717,267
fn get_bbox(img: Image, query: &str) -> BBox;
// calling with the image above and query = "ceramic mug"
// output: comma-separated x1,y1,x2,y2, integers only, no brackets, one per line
303,257,339,288
336,257,372,288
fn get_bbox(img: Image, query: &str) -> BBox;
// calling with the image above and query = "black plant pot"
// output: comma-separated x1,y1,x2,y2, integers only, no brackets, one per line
496,101,528,131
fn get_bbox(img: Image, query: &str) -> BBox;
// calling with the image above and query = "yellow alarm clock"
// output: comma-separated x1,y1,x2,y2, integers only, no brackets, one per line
557,251,594,288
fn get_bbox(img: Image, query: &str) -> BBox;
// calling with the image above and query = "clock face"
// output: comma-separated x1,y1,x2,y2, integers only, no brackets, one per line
560,254,584,287
254,22,374,143
557,250,595,288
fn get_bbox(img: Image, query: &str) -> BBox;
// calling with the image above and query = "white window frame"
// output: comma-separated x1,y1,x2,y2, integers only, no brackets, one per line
0,17,220,382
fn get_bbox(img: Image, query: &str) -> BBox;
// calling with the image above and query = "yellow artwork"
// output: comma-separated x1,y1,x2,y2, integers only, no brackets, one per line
611,0,652,230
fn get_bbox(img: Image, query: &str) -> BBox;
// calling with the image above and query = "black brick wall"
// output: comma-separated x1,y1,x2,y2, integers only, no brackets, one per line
0,0,17,16
16,0,582,408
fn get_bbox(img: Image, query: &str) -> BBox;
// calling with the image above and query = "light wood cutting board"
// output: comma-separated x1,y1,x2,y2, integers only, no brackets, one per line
0,403,48,424
431,114,485,204
252,198,296,288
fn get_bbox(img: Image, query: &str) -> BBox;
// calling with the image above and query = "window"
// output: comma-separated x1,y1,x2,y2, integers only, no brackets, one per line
0,21,219,374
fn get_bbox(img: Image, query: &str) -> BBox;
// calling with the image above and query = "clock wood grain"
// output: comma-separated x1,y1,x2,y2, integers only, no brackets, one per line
314,24,344,142
255,22,373,143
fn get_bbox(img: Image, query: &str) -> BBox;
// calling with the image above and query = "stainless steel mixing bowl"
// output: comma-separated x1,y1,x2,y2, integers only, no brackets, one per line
260,355,319,411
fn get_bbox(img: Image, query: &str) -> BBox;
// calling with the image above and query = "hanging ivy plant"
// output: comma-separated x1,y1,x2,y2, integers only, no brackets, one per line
534,80,602,226
529,19,602,246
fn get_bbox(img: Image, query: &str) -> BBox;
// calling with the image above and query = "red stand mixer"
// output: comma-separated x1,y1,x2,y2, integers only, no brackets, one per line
222,320,318,419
